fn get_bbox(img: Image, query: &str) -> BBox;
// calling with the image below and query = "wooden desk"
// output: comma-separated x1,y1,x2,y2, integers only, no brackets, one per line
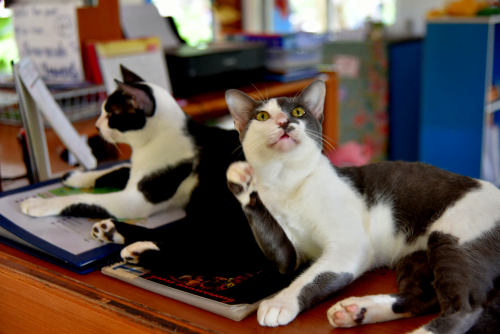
0,242,434,333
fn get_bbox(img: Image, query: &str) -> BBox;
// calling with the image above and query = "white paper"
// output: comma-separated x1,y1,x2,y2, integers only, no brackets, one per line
120,4,180,50
12,3,85,84
97,42,172,95
17,58,97,171
0,183,186,256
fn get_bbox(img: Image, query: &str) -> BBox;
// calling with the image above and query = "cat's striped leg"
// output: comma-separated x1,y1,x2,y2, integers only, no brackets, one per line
413,231,490,334
227,161,299,274
63,163,131,189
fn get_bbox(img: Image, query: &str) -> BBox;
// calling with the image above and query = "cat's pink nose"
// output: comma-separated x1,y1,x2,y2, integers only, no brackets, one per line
276,114,288,127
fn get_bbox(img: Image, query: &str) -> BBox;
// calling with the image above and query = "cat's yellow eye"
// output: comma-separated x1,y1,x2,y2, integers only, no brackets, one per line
256,111,270,121
292,107,305,118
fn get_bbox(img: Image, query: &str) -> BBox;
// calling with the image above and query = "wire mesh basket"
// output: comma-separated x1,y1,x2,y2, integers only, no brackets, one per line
0,84,107,126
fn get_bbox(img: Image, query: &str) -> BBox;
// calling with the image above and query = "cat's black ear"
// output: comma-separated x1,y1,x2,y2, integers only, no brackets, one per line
120,65,145,84
114,79,155,116
298,80,326,122
225,89,257,134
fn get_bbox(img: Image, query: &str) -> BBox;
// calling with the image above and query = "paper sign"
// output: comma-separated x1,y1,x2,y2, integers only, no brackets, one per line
12,4,85,84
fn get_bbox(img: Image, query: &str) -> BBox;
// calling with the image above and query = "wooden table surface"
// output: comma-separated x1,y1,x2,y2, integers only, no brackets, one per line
0,242,435,333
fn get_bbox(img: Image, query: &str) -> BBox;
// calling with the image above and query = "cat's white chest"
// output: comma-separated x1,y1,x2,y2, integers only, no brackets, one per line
261,185,322,259
256,163,338,259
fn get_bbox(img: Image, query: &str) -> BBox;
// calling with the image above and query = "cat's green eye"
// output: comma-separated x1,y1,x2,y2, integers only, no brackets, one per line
256,111,270,121
292,107,305,118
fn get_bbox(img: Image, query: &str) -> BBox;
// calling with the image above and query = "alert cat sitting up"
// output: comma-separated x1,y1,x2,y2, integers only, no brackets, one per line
19,66,279,276
225,80,500,333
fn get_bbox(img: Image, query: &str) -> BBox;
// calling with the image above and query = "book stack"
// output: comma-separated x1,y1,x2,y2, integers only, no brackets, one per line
229,32,325,82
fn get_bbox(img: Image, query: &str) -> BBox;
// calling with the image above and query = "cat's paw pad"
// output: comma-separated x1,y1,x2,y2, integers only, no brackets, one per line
226,161,255,206
257,295,300,327
120,241,159,264
91,219,125,244
327,295,401,328
20,197,62,217
62,169,95,188
327,301,366,328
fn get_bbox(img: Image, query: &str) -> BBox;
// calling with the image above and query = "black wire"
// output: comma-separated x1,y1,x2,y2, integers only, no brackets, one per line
1,174,28,181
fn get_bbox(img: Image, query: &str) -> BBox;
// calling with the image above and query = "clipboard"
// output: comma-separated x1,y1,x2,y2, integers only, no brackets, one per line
13,58,97,183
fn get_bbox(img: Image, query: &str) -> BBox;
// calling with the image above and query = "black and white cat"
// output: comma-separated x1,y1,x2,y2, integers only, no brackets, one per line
20,66,275,275
225,80,500,333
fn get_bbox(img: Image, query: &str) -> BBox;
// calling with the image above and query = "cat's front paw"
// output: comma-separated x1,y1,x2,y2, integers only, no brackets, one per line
62,169,95,188
226,161,255,206
257,293,300,327
92,219,125,244
20,197,65,217
120,241,159,264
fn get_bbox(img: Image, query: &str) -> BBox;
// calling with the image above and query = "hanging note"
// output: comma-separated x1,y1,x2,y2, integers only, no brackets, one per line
12,3,85,84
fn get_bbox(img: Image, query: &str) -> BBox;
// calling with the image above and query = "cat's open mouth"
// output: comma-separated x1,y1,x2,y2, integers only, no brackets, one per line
270,131,298,151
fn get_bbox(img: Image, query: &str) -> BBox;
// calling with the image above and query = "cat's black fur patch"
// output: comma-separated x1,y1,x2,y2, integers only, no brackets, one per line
337,161,480,242
104,83,156,132
243,191,298,274
110,118,275,276
388,225,500,333
392,251,440,316
227,181,244,195
354,307,367,324
95,166,130,190
138,160,194,204
61,204,112,219
276,97,323,147
298,272,353,311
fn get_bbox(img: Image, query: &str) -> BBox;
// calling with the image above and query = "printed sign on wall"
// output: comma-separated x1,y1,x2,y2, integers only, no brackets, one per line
12,4,84,84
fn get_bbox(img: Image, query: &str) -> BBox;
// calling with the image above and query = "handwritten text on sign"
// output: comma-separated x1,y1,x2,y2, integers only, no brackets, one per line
13,4,84,84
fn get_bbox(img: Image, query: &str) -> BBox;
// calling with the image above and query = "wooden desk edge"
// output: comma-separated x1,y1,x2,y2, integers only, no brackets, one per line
0,248,212,333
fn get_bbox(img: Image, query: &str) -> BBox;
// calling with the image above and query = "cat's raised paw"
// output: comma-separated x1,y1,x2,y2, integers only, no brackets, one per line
91,219,124,244
257,295,300,327
226,161,255,206
120,241,159,264
20,197,63,217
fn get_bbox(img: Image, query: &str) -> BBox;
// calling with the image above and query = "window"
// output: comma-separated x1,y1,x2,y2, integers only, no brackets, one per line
151,0,213,46
0,2,18,75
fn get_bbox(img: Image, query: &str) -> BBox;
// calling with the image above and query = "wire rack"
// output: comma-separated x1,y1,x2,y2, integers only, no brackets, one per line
0,85,107,126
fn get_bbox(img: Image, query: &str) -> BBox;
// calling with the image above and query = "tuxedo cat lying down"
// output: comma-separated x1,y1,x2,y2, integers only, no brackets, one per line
19,66,280,275
225,80,500,334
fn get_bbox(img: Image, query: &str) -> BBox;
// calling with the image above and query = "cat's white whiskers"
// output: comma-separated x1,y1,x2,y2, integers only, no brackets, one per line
250,83,267,102
304,129,336,152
